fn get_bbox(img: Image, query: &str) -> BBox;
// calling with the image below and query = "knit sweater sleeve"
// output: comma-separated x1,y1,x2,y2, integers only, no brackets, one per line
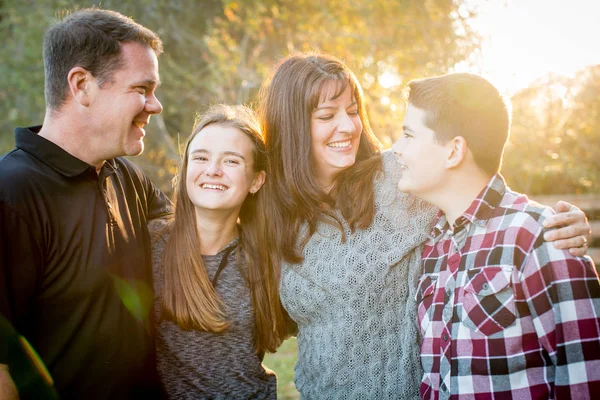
279,151,438,399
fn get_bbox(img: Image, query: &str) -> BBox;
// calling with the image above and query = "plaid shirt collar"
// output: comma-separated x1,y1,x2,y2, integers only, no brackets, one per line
432,173,507,237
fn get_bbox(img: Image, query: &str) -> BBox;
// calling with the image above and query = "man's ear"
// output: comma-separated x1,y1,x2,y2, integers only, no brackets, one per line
67,67,93,107
445,136,468,169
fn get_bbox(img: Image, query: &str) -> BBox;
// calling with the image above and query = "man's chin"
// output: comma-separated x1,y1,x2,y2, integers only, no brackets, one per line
125,142,144,157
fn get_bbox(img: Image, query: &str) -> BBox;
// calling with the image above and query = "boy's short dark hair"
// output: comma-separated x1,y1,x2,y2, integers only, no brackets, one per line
43,8,163,110
407,73,510,175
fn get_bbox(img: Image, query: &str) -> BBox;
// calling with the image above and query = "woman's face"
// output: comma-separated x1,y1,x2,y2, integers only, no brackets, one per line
186,124,265,215
310,81,362,189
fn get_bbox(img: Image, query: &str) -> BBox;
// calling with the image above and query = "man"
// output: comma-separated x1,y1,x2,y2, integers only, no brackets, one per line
392,73,600,399
0,8,172,399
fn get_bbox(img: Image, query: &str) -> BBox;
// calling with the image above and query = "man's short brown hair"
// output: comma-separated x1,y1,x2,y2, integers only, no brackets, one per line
43,8,163,110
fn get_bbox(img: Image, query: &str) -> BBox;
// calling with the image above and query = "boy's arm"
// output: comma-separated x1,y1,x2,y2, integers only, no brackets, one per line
522,238,600,398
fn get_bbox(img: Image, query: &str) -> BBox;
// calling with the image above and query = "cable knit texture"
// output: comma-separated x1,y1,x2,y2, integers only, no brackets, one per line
279,151,438,399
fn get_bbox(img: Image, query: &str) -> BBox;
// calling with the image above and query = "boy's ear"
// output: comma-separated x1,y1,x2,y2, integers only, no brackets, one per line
445,136,468,169
67,67,94,107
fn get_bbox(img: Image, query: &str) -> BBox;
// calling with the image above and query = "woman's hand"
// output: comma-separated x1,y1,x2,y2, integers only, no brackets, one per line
543,200,592,257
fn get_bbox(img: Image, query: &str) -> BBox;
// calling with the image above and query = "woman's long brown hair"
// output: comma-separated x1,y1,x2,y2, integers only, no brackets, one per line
161,104,291,353
257,53,383,264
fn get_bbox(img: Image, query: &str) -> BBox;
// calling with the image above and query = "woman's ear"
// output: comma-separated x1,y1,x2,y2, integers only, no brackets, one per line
67,67,93,107
445,136,468,169
249,170,266,194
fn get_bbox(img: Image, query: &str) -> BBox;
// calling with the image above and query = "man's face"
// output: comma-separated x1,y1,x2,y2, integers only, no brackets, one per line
87,41,162,160
392,104,450,200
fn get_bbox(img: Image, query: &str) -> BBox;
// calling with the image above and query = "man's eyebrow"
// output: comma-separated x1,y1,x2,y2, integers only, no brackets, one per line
132,79,161,88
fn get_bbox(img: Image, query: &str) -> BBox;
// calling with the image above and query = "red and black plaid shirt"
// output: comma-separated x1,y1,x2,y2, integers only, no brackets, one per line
417,174,600,399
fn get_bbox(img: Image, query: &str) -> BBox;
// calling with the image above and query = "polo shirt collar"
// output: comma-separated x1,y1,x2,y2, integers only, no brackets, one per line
15,126,117,177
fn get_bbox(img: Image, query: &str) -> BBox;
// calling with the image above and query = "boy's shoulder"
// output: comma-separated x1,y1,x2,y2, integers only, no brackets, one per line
496,186,556,227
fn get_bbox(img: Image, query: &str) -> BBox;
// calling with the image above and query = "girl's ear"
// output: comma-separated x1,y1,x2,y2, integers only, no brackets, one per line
249,170,266,194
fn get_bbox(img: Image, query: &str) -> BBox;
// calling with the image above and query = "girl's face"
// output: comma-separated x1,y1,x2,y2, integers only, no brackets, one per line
310,81,362,189
186,124,265,215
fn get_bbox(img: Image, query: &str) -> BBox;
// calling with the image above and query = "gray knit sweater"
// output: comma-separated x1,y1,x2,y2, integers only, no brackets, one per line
150,224,277,400
279,151,437,399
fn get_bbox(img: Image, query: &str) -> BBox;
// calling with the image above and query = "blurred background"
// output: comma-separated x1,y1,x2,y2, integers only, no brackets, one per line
2,0,599,397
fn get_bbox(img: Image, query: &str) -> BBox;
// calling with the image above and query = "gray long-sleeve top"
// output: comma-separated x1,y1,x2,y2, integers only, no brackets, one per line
151,227,277,400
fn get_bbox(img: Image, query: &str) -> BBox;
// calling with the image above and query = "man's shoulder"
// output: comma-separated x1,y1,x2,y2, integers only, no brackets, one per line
0,148,49,201
0,147,34,177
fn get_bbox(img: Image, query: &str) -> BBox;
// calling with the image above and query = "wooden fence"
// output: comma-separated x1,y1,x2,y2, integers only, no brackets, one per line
532,194,600,265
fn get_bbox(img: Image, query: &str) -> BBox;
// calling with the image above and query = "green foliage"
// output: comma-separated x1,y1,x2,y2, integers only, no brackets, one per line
263,337,299,399
1,0,478,194
503,65,600,195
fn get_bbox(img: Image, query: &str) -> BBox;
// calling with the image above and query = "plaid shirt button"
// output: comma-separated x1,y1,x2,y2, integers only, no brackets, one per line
418,173,600,398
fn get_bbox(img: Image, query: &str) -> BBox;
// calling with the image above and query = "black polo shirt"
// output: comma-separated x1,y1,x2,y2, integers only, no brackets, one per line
0,126,173,399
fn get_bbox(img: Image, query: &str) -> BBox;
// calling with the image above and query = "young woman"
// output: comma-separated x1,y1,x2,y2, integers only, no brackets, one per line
256,53,592,399
150,105,290,399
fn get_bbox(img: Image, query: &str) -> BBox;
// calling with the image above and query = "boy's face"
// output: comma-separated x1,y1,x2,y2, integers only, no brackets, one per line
392,104,450,199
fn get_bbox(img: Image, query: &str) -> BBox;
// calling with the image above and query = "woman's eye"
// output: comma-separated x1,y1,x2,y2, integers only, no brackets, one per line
403,132,413,138
317,115,334,121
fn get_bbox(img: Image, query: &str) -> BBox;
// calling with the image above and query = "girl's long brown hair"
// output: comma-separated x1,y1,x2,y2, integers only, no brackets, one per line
257,53,383,264
161,104,291,353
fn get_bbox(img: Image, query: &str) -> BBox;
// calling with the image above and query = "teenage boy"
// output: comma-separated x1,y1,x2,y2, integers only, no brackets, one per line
393,73,600,399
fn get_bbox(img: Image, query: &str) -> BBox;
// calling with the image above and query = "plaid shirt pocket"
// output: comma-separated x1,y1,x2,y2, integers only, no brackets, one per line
461,266,516,336
416,273,439,335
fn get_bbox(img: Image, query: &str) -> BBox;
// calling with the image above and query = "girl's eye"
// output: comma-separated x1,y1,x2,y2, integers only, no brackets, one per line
192,156,208,162
403,132,413,138
224,159,240,165
347,109,359,116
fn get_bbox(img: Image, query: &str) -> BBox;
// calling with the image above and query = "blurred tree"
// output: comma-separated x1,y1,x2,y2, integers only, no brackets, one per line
1,0,479,194
503,65,600,195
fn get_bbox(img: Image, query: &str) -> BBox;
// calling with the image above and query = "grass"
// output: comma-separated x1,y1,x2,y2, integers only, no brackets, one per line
263,338,299,399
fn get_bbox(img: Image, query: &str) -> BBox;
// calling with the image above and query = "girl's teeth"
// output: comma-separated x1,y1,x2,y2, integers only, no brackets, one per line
202,184,226,190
